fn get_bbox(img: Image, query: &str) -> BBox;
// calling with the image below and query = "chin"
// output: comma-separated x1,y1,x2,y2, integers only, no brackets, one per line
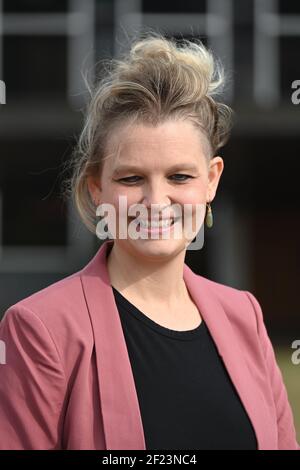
127,237,187,259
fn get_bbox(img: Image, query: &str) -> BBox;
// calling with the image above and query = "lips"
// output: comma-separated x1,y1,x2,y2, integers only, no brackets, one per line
129,216,177,221
126,215,185,236
130,217,179,228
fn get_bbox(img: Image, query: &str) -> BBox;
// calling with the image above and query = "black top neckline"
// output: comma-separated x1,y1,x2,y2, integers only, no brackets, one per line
112,285,206,341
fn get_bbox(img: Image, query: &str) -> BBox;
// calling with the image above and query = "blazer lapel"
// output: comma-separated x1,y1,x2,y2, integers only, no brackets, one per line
81,239,272,450
183,263,274,450
80,240,146,450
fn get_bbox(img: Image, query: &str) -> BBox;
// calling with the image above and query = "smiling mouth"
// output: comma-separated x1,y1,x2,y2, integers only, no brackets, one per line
129,217,180,229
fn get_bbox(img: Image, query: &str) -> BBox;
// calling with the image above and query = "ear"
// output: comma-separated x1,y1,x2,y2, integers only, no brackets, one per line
207,156,224,201
87,175,101,206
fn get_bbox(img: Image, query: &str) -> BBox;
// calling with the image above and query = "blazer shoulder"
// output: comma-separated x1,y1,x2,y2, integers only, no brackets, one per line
195,272,251,303
194,273,260,333
196,273,244,296
2,268,87,331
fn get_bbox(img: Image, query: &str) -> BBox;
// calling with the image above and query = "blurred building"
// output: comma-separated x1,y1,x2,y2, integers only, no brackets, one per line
0,0,299,346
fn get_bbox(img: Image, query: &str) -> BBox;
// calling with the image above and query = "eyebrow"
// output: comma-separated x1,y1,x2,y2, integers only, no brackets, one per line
112,163,199,175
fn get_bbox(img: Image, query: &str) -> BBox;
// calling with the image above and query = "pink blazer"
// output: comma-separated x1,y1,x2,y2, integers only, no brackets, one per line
0,239,299,450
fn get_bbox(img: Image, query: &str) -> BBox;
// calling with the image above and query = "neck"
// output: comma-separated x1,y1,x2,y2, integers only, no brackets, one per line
106,241,190,308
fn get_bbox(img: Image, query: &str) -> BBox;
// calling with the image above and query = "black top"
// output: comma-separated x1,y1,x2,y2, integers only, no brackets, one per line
112,286,258,450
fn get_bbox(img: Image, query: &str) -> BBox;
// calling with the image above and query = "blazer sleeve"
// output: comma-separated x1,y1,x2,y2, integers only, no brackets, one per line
244,291,300,450
0,303,67,449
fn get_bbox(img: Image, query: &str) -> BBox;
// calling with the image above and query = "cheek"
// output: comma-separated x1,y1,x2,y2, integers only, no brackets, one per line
176,182,206,205
108,189,139,219
104,185,130,206
177,184,207,229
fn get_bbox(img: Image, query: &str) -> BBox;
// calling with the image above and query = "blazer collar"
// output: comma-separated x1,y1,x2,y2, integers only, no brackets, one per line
80,239,272,450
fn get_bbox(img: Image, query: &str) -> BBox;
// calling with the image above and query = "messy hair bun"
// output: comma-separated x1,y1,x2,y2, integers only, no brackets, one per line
64,32,234,233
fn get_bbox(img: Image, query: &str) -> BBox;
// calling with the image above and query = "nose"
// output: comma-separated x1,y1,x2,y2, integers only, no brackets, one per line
141,181,172,216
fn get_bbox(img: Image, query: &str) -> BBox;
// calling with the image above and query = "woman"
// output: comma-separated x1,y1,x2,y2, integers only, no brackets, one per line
0,33,299,450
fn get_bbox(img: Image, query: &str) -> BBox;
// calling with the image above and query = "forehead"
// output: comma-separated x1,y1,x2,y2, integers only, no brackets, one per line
106,120,208,173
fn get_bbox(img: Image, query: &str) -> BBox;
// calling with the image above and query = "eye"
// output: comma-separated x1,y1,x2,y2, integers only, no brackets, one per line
117,176,142,184
117,174,194,184
170,174,194,182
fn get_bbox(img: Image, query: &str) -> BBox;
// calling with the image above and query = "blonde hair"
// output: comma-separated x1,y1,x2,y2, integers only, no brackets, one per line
63,32,234,233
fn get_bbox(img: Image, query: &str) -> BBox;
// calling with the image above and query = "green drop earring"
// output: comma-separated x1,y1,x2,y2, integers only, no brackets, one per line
205,201,213,228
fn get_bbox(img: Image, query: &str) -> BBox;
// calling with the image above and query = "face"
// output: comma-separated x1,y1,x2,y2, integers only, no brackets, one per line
87,119,224,260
